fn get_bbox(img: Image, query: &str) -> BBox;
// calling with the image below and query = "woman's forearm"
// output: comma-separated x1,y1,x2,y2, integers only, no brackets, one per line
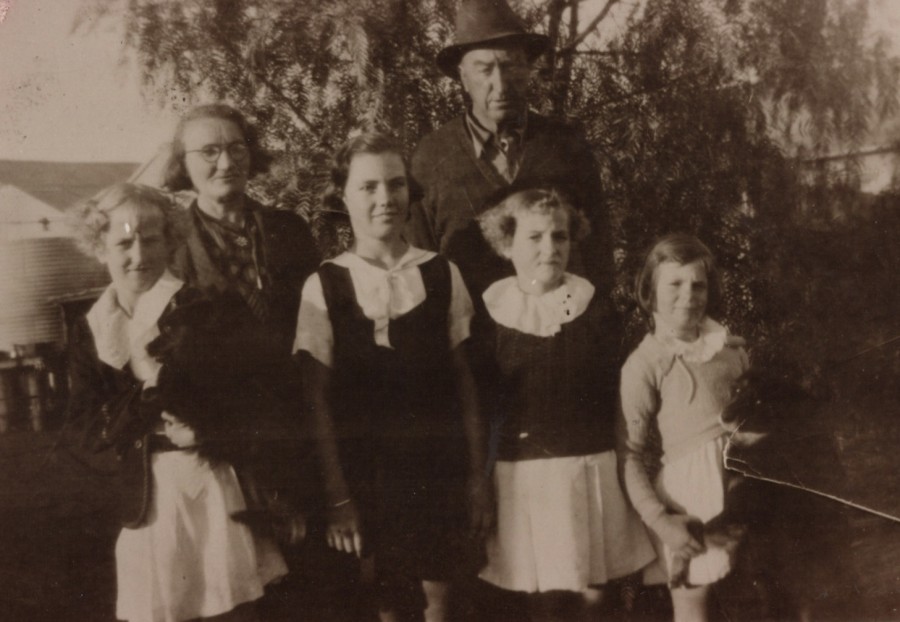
300,353,351,505
452,346,488,477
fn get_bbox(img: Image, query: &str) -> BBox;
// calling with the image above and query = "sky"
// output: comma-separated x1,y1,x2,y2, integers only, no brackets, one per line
0,0,178,163
1,0,899,165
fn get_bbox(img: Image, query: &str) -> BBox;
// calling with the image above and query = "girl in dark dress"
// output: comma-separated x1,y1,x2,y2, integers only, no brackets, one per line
476,188,654,621
294,133,492,622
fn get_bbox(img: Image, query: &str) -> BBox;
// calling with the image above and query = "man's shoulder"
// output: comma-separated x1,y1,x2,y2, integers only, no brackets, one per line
527,111,587,138
412,117,467,167
418,115,467,144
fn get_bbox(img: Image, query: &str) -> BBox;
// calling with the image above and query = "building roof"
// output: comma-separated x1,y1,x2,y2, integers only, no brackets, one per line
0,184,71,240
0,160,140,211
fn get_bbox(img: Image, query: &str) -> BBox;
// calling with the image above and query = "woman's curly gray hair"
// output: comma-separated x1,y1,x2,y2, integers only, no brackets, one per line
70,182,188,258
478,187,591,257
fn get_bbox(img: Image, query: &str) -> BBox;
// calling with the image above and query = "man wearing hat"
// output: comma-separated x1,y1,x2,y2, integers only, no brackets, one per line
409,0,612,301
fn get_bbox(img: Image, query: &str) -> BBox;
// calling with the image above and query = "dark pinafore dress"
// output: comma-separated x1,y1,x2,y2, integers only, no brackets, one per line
318,255,470,603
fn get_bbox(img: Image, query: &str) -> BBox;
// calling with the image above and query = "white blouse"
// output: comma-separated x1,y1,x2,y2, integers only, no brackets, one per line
86,270,184,384
293,246,474,367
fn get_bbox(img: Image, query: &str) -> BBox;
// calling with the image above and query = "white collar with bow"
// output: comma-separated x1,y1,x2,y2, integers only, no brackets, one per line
652,317,745,403
653,317,743,364
331,246,436,348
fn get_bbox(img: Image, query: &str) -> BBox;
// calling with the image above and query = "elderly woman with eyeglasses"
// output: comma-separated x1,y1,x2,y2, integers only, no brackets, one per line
163,104,320,355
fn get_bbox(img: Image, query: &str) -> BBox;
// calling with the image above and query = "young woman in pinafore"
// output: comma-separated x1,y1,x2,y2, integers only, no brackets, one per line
294,133,492,622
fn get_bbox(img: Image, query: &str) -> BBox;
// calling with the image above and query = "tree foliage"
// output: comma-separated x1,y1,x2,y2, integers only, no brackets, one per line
533,0,899,373
82,0,460,216
81,0,900,384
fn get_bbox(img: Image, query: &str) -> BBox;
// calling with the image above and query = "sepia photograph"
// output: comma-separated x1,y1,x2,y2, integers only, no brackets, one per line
2,0,900,620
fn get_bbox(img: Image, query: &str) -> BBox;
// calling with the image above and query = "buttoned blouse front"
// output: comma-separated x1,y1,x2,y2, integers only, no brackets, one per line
483,274,620,460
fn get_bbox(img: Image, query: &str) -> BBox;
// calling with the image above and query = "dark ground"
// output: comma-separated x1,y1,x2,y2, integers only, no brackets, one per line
1,410,899,622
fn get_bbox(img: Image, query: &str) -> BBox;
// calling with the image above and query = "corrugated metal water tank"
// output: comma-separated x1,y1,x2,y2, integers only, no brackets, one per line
0,238,109,349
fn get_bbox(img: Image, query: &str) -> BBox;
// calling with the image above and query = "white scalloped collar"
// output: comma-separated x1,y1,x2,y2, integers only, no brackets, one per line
653,317,740,363
482,273,595,337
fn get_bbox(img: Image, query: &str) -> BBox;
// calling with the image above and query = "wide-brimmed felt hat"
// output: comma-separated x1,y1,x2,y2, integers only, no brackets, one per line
437,0,551,79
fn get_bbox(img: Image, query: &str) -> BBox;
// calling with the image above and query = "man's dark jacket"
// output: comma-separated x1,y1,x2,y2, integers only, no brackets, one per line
408,112,613,301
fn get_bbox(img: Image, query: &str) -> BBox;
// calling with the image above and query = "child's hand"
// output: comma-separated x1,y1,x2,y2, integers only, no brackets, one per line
161,412,197,448
467,473,495,539
326,499,364,558
654,513,705,559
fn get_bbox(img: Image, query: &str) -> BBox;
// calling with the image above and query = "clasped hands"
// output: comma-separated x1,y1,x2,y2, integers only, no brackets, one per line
656,512,706,560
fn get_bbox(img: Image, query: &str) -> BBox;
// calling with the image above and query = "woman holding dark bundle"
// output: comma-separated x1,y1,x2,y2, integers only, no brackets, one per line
67,183,288,622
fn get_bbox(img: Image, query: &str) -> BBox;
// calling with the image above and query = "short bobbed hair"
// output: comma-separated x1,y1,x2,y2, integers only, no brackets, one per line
635,233,721,318
162,104,273,192
321,132,419,214
478,187,591,257
70,182,187,258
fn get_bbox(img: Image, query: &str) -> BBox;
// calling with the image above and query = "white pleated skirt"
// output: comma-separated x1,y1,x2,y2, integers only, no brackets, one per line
480,451,655,593
644,434,732,586
115,451,288,622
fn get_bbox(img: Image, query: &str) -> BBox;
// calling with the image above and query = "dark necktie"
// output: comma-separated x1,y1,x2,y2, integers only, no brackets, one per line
484,131,520,182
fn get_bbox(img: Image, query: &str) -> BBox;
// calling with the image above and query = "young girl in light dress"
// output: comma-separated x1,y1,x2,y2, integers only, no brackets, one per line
68,183,287,622
476,188,654,621
294,133,491,622
618,233,749,622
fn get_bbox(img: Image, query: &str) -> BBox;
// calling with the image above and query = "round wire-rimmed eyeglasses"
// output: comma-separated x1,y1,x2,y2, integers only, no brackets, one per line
186,142,250,163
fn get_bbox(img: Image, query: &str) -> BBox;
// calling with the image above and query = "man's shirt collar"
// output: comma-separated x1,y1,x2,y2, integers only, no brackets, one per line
465,110,528,159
